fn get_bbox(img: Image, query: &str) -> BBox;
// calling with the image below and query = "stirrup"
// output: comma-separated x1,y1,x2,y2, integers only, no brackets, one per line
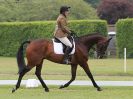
62,59,71,65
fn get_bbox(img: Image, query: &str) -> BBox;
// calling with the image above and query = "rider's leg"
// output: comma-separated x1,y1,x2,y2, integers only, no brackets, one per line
58,37,72,48
58,37,72,64
62,46,71,64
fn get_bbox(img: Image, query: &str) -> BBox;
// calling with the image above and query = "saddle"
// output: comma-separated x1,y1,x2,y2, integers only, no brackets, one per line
53,36,75,54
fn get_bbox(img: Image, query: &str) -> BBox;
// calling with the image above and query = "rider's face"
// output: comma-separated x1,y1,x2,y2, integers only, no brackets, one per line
65,10,70,17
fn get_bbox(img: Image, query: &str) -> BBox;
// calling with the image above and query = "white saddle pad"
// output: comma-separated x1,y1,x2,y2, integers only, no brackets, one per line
52,39,75,55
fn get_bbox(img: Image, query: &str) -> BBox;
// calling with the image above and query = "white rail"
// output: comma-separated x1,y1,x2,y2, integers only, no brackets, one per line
0,80,133,86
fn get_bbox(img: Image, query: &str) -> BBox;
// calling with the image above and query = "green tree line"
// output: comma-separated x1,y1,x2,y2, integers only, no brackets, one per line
0,0,98,22
84,0,100,8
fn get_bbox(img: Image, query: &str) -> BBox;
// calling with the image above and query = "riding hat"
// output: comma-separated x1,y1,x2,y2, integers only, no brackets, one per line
60,6,71,14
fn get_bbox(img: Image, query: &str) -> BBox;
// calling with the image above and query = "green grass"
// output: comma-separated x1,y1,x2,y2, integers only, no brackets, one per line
0,86,133,99
0,57,133,80
0,57,133,99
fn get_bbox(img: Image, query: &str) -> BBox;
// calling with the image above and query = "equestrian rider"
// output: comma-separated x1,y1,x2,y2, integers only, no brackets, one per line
54,6,72,64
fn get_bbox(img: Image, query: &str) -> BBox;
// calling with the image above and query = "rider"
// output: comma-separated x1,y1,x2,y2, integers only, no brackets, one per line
54,6,72,64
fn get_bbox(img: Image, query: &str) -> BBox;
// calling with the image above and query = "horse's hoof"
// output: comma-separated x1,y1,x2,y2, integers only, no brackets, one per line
59,85,65,89
12,88,16,93
97,88,102,91
45,88,49,92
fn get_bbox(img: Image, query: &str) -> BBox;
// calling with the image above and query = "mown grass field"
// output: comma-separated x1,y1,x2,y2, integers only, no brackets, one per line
0,57,133,99
0,57,133,80
0,86,133,99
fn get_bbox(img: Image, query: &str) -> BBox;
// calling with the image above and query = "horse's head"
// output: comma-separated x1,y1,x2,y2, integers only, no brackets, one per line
96,37,112,59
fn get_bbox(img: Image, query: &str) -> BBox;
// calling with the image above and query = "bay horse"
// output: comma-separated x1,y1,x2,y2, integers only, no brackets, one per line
12,33,112,93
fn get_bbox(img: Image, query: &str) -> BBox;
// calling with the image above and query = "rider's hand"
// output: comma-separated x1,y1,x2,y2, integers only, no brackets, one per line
70,30,75,33
69,30,78,37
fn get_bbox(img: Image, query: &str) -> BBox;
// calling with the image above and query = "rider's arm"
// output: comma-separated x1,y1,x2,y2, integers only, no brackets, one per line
59,18,71,34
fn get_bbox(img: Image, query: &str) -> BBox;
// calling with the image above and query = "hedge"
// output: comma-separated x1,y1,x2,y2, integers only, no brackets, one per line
116,18,133,58
0,20,107,56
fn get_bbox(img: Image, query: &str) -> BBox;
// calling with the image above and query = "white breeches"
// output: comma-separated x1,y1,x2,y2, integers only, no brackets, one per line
58,37,72,48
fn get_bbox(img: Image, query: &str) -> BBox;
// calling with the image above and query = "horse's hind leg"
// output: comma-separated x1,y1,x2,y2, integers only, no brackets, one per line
12,67,31,93
80,62,102,91
35,63,49,92
60,64,77,89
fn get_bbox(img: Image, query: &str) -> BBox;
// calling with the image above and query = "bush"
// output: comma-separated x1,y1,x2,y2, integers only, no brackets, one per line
97,0,133,24
69,20,107,36
0,20,107,56
0,0,98,22
116,18,133,58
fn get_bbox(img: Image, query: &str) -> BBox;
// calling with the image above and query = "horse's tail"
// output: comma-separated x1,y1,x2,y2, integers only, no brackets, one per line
17,41,31,74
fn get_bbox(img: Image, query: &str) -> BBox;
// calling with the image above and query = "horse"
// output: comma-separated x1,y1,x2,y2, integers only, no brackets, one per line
12,33,112,93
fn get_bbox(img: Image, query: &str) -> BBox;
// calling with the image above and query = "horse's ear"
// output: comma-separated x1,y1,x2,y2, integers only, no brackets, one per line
107,37,112,43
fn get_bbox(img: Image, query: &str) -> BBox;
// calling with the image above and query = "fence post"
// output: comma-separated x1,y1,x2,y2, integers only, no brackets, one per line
124,48,127,73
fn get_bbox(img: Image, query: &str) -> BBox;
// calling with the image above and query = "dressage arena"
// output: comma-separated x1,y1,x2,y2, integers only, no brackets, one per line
0,0,132,98
0,57,133,99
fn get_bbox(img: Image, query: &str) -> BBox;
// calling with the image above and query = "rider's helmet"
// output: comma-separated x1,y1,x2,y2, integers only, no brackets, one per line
60,6,71,14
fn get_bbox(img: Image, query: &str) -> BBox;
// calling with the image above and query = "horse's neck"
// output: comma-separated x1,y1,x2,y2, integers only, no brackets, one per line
79,35,103,50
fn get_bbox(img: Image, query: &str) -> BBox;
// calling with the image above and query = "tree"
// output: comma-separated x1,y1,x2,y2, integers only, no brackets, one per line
84,0,100,8
0,0,98,22
97,0,133,24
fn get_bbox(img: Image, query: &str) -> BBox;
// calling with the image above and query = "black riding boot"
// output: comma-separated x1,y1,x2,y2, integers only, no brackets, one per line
62,46,71,64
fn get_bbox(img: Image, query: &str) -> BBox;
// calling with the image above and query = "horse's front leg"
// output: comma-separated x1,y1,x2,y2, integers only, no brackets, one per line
60,64,77,89
80,62,102,91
